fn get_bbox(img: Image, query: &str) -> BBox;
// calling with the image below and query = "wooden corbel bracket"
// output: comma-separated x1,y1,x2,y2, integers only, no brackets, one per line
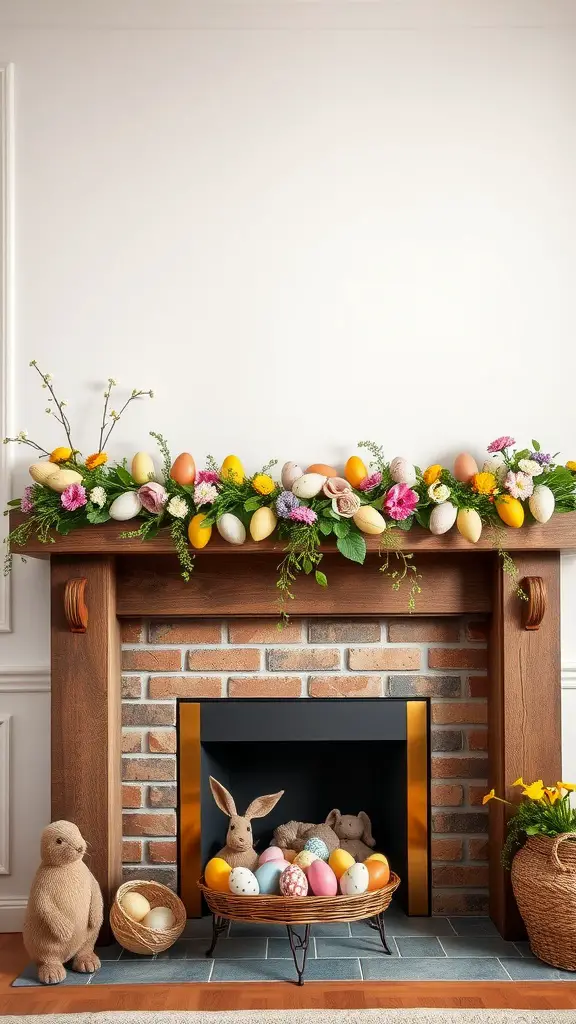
63,577,88,633
520,576,547,631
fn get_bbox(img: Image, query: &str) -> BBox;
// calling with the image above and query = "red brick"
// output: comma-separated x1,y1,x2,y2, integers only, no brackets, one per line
122,812,176,837
228,676,301,698
390,676,460,698
148,785,177,808
309,675,383,698
432,812,487,834
468,838,489,861
122,784,142,808
229,619,303,644
428,648,487,670
122,675,143,699
469,785,489,807
348,648,420,671
149,620,222,644
149,840,177,864
149,730,177,753
433,864,489,887
122,649,181,672
465,620,489,642
432,702,487,725
387,619,460,643
432,893,489,915
432,839,463,861
122,840,142,862
432,756,488,779
431,730,463,752
468,729,488,751
187,649,260,671
122,703,175,726
468,676,490,698
431,785,463,807
122,731,143,753
120,620,145,643
268,649,339,672
309,620,380,643
149,676,222,699
122,757,176,782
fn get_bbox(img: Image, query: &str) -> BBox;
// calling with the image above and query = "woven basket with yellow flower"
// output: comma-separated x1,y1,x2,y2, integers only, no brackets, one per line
484,778,576,970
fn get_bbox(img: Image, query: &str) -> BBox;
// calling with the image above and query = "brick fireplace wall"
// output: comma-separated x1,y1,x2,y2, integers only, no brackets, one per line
120,616,489,915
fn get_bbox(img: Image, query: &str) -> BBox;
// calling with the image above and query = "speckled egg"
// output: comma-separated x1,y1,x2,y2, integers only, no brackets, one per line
307,859,338,897
281,462,303,489
293,850,318,873
329,848,356,880
279,863,308,896
340,862,369,895
304,837,330,861
529,484,555,524
389,457,417,486
229,867,259,895
429,501,457,536
258,846,285,865
292,473,327,499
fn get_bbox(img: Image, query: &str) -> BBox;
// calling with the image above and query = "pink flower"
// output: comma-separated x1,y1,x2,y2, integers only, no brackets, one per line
504,470,534,499
196,470,220,486
139,481,168,514
20,486,34,513
323,477,351,499
61,483,87,511
487,436,515,453
384,483,418,521
289,506,318,525
194,482,219,506
358,471,382,492
332,491,361,518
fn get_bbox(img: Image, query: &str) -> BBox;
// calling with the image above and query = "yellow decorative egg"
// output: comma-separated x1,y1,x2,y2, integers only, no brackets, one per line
456,508,482,543
344,456,368,488
131,452,156,485
365,852,388,864
497,494,524,528
45,469,83,493
205,856,233,892
328,848,355,880
49,447,73,464
249,506,277,541
120,891,151,923
293,850,318,874
221,455,244,484
29,462,60,485
353,505,386,535
188,513,212,549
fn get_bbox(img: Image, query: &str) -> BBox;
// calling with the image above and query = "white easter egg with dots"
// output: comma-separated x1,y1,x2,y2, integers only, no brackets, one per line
228,867,260,895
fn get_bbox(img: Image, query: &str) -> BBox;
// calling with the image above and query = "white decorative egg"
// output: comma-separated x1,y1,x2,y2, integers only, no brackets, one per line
292,473,327,499
529,484,555,524
229,867,259,895
131,452,156,485
249,506,277,542
29,462,60,485
45,469,84,493
142,905,176,930
217,513,247,545
389,457,417,486
429,501,457,536
340,862,369,895
281,462,303,490
109,491,143,521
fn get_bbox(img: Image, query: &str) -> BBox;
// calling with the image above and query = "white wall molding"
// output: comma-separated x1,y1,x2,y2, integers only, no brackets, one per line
0,714,10,874
0,667,50,692
0,896,27,931
0,63,14,634
562,664,576,690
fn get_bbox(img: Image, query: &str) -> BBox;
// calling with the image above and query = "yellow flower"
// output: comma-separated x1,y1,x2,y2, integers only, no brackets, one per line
472,472,498,495
522,780,545,801
566,462,576,472
85,452,108,470
482,789,496,805
423,464,442,486
544,787,561,804
252,474,275,496
557,781,576,792
513,777,525,788
49,446,73,464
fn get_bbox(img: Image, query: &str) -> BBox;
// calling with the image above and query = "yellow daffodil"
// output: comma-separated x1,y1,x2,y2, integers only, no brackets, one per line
471,472,498,495
482,789,496,805
566,462,576,473
513,777,525,788
557,781,576,792
423,464,442,486
252,474,275,496
522,780,545,801
85,452,108,470
49,446,73,464
544,787,561,804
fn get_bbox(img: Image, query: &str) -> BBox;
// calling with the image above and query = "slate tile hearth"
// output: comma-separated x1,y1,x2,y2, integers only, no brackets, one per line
12,907,572,986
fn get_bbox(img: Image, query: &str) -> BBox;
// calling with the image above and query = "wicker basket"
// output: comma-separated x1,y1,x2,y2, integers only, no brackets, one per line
198,871,400,925
511,832,576,971
110,880,186,954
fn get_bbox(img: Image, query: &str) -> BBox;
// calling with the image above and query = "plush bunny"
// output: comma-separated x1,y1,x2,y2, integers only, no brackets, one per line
325,809,376,861
209,776,284,870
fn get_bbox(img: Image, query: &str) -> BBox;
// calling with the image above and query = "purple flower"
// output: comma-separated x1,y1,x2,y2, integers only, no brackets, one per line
384,483,419,521
20,486,34,513
139,481,168,514
276,490,300,519
289,506,317,525
358,471,382,492
530,451,552,466
61,483,87,511
504,470,534,499
195,470,220,486
487,436,515,453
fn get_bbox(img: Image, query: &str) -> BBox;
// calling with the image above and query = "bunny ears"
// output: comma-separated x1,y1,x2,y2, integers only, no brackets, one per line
209,776,284,820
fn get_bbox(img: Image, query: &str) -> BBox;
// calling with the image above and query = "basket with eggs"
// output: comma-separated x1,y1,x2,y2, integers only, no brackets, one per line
110,880,186,954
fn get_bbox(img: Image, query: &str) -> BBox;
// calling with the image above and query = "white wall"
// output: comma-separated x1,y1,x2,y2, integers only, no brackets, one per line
1,0,576,928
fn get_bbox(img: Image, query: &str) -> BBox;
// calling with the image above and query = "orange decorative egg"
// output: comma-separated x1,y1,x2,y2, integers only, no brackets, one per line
306,463,339,477
188,513,212,549
453,452,479,483
170,452,196,486
344,456,368,488
205,856,232,892
365,856,390,890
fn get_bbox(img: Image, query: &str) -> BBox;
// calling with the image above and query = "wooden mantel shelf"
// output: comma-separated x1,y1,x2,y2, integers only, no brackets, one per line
9,510,576,556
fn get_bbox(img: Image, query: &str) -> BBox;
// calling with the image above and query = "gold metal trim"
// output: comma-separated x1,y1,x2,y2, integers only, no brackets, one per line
406,700,429,915
179,702,201,917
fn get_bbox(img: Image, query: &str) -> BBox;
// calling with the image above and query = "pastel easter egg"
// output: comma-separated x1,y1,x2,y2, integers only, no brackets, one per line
353,505,386,535
205,857,232,892
221,455,244,484
389,457,417,486
279,863,308,896
496,494,524,528
293,850,318,874
329,848,356,880
340,862,369,895
292,473,327,499
250,506,277,542
366,857,390,890
229,866,259,895
217,513,246,545
170,452,196,486
255,860,287,895
131,452,156,485
307,859,338,897
120,891,151,922
188,512,212,549
142,906,175,931
29,461,60,485
304,837,330,861
453,452,479,483
306,463,339,477
258,846,285,865
344,456,368,488
529,484,555,524
45,469,84,493
456,507,482,543
109,491,143,521
281,462,303,489
429,501,457,536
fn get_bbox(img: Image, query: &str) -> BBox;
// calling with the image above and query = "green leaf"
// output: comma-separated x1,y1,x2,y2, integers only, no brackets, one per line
315,570,328,587
318,519,333,536
6,498,22,507
86,505,111,524
415,507,431,529
532,439,540,452
244,496,262,512
336,532,366,564
303,557,313,574
115,466,136,488
514,449,530,462
333,520,351,539
396,515,414,531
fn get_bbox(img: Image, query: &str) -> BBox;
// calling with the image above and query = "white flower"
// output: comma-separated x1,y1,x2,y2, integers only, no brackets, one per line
89,486,106,508
194,482,218,506
17,430,28,441
428,482,451,503
167,495,188,519
518,459,542,477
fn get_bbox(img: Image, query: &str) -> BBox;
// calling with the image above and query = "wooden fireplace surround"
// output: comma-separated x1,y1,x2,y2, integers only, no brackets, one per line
11,511,574,941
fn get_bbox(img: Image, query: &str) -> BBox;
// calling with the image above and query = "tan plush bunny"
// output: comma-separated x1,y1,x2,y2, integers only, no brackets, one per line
325,809,376,861
209,776,284,870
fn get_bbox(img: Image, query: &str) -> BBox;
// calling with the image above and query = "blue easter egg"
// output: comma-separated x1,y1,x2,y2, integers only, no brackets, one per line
304,837,330,861
255,859,286,895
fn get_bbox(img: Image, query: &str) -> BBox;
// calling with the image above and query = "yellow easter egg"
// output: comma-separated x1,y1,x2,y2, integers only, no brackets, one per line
365,853,388,864
353,505,386,535
456,507,482,543
221,455,244,484
344,456,368,488
188,513,212,549
205,857,232,892
293,850,318,874
131,452,156,485
249,506,277,542
45,469,83,493
496,494,524,528
328,848,355,880
29,462,60,485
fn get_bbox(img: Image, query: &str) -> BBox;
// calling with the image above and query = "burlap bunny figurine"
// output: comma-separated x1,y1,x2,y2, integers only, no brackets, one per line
325,808,376,861
209,776,284,870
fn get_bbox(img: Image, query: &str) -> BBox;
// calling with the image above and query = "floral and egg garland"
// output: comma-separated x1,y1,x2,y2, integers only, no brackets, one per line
4,363,576,616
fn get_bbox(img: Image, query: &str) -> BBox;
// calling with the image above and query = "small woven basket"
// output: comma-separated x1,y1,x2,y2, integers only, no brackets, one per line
511,832,576,971
110,880,186,954
198,871,400,925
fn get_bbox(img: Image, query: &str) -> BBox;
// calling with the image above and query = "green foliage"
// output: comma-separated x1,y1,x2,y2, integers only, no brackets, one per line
336,531,366,564
502,795,576,868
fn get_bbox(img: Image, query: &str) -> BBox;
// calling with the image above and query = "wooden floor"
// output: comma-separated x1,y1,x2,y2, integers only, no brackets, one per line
2,934,576,1015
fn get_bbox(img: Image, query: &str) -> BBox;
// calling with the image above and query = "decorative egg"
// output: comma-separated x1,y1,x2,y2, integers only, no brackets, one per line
45,469,84,493
188,512,212,549
390,457,417,486
328,848,356,880
307,859,338,897
217,513,246,545
453,452,479,483
131,452,156,485
353,506,386,535
365,852,388,864
304,837,330,861
258,846,285,865
250,506,277,542
529,484,555,524
221,455,244,484
170,452,196,486
205,856,233,892
281,462,303,489
292,473,327,499
229,866,259,895
283,849,297,863
29,462,60,485
279,864,308,896
306,464,339,477
344,456,368,488
366,857,390,891
120,891,151,923
255,860,287,895
142,906,176,931
429,501,457,536
340,862,369,895
293,850,318,873
109,491,143,521
496,494,524,528
456,508,482,543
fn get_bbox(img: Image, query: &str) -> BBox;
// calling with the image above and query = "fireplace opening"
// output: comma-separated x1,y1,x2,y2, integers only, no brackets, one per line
178,698,430,917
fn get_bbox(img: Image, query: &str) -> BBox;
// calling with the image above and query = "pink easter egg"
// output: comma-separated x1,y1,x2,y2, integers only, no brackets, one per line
258,846,285,865
279,864,308,897
307,858,338,897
